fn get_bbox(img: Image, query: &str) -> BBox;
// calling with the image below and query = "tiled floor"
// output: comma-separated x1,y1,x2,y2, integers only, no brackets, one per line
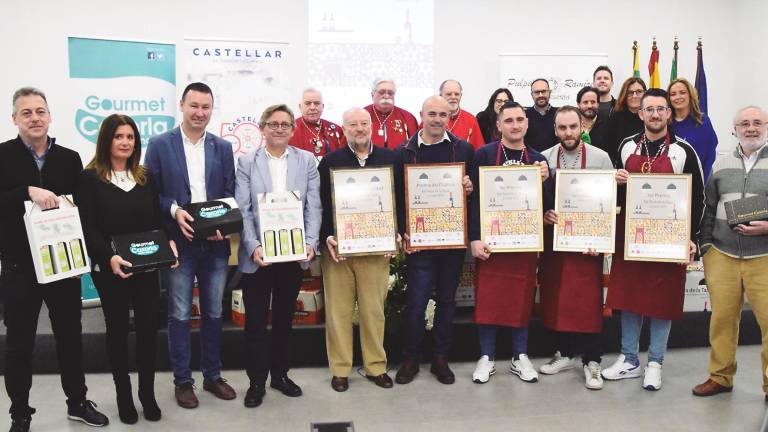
1,346,766,432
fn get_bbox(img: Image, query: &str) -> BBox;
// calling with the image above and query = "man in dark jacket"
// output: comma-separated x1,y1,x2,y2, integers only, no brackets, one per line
0,87,108,432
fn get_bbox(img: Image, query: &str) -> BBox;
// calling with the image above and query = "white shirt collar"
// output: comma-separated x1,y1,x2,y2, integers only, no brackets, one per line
417,130,450,147
265,146,289,160
180,125,206,146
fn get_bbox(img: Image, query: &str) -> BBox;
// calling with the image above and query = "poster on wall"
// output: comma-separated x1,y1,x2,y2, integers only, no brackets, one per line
182,38,291,159
68,37,176,163
498,53,608,107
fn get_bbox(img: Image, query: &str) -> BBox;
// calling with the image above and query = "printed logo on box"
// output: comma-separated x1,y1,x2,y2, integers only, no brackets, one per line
129,241,160,256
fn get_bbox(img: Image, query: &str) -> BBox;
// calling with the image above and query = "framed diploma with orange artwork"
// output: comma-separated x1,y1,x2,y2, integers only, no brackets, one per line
478,165,543,252
625,173,692,263
330,166,398,257
405,163,467,250
553,169,617,253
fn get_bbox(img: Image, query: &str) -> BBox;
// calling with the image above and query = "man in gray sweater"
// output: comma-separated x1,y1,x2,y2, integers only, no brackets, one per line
693,105,768,399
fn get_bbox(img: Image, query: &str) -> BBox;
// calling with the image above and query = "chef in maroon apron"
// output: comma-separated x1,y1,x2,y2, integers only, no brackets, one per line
468,101,553,384
601,89,704,391
537,106,615,389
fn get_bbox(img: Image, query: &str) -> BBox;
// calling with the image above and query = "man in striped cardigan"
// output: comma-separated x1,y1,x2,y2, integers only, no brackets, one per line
693,106,768,399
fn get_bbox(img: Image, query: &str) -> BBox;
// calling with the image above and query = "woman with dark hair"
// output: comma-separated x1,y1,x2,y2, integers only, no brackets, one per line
75,114,177,424
605,78,647,165
668,78,718,180
476,88,513,143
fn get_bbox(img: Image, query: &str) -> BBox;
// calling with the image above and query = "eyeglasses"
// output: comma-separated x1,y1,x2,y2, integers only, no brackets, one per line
627,90,644,97
376,90,395,96
265,122,293,130
641,106,669,115
494,98,509,104
532,90,550,95
736,120,765,129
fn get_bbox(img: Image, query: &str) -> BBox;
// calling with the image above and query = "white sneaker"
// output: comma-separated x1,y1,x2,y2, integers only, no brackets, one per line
472,355,496,384
510,354,539,383
583,361,604,390
539,351,575,375
643,361,663,390
601,354,642,380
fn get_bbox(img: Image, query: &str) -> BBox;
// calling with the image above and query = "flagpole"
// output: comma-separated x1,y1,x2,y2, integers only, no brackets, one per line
632,40,640,78
670,36,679,83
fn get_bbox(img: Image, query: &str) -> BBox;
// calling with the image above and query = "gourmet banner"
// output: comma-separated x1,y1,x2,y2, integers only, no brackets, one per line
182,38,291,158
68,37,176,162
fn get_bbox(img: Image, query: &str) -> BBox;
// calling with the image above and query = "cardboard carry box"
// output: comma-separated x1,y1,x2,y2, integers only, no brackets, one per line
293,287,324,325
24,195,90,283
231,289,245,328
111,230,176,274
184,198,243,239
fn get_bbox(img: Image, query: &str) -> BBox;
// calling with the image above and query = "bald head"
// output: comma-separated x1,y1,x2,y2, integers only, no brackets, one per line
420,96,451,143
342,107,372,152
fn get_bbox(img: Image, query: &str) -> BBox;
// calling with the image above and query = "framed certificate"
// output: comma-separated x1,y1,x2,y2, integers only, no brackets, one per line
624,173,692,263
405,163,467,250
478,165,543,252
553,169,617,253
330,166,398,256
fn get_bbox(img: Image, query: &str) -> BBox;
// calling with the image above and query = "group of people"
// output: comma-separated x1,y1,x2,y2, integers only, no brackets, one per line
1,63,766,432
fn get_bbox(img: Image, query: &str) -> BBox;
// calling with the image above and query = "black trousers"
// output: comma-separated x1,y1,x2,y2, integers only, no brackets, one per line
554,330,603,365
241,263,303,386
1,261,87,419
91,269,160,389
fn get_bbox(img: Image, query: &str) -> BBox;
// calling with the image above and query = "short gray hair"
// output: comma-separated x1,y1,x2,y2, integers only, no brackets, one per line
439,79,462,94
12,87,48,113
371,78,396,92
734,105,768,124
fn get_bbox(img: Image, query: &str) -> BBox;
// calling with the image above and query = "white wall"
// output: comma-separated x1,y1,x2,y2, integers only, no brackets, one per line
0,0,760,154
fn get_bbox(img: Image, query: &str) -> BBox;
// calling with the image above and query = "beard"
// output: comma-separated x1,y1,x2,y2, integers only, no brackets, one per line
560,137,580,150
349,137,371,151
741,137,766,154
580,108,596,120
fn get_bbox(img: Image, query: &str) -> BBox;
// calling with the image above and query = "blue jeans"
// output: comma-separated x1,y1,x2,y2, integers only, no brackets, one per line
620,311,672,365
163,240,229,386
478,324,528,360
404,250,465,356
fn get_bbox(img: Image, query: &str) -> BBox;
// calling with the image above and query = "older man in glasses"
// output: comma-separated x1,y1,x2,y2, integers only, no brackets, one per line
235,104,321,408
364,78,418,149
693,106,768,400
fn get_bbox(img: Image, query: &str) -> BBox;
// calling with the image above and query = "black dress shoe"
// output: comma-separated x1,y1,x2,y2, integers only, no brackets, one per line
270,376,303,397
395,357,420,384
331,376,349,392
67,400,110,427
9,417,31,432
366,373,394,389
430,355,455,385
244,385,266,408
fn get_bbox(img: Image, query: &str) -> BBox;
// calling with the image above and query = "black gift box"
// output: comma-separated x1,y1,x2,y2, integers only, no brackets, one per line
183,198,243,239
111,230,176,274
724,195,768,227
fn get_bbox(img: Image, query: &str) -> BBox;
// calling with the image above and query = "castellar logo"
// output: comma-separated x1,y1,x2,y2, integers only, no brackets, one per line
220,116,263,156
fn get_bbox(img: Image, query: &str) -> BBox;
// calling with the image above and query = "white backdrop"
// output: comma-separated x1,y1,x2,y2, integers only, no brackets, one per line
499,53,609,107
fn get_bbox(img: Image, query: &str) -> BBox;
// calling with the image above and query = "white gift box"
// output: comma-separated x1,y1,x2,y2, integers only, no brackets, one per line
23,195,90,283
257,191,307,263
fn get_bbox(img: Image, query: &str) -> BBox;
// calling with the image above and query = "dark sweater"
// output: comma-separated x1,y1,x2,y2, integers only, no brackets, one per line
393,132,475,235
317,145,396,243
0,136,83,269
585,115,610,164
74,169,165,270
605,110,644,165
524,106,558,152
469,142,554,241
476,110,499,144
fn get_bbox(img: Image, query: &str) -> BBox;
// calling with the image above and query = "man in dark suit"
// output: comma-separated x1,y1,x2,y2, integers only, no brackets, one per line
144,82,236,409
0,87,108,432
235,104,321,408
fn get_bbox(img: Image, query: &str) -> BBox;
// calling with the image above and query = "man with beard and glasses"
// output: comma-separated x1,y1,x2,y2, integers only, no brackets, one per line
593,66,616,120
538,106,613,390
525,78,559,153
603,88,704,391
577,86,609,160
692,106,768,400
438,79,485,149
317,108,396,393
289,88,346,162
364,79,418,149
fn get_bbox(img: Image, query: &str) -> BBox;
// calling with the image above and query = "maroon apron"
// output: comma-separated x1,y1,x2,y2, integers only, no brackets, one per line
539,144,603,333
540,227,604,332
474,142,538,327
606,138,686,320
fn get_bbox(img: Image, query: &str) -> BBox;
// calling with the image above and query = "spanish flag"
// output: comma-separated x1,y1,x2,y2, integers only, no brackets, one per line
632,41,640,78
648,40,660,88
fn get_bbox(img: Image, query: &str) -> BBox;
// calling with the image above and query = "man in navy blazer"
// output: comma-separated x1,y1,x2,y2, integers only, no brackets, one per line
235,104,321,408
144,83,236,408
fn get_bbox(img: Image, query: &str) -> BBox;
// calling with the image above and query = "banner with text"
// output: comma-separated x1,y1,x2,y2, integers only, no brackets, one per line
68,37,176,163
499,53,608,107
182,38,291,158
